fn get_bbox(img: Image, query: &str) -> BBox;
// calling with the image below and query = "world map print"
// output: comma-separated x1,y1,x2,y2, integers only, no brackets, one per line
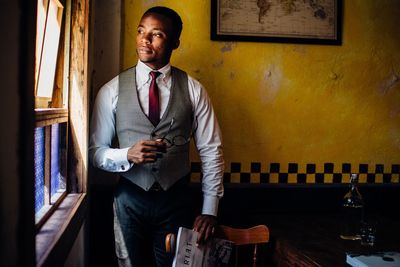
217,0,338,40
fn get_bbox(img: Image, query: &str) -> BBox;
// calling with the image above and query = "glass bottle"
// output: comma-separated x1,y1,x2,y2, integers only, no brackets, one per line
340,173,364,240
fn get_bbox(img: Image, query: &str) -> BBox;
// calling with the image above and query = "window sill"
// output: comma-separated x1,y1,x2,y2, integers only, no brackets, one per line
36,193,87,267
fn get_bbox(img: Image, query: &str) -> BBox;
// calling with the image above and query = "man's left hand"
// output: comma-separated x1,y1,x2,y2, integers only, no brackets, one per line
193,214,217,245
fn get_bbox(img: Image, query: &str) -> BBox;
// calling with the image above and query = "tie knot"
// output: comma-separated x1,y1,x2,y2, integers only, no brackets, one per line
150,71,161,80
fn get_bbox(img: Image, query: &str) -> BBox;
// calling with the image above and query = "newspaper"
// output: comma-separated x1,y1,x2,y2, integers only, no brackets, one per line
172,227,233,267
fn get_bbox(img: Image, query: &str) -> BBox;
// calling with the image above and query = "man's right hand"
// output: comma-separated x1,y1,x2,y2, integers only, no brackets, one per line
127,140,166,164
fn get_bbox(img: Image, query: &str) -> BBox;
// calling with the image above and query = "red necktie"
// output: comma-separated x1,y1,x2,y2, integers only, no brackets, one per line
149,71,161,126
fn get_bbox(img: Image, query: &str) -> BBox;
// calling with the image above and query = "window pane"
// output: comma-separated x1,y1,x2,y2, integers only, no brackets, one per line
34,127,45,214
36,0,64,97
35,0,49,86
51,124,59,196
50,123,66,201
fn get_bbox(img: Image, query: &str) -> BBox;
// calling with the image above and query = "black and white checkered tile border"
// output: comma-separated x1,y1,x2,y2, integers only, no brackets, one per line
190,162,400,184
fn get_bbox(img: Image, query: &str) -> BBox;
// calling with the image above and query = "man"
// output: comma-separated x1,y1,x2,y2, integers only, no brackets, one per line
89,6,224,267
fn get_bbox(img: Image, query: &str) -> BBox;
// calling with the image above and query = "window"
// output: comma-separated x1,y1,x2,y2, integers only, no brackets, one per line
34,110,68,226
34,0,68,228
35,0,64,100
32,0,88,265
35,0,66,108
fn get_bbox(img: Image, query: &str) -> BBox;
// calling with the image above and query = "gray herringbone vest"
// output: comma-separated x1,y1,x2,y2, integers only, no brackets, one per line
116,66,192,191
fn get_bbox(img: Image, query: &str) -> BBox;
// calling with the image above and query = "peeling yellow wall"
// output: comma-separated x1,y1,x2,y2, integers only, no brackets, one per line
123,0,400,183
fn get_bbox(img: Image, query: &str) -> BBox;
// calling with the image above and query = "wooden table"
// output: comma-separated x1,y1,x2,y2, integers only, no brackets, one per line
268,213,400,267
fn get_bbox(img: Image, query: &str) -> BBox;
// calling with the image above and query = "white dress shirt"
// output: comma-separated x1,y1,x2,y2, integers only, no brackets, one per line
89,60,224,216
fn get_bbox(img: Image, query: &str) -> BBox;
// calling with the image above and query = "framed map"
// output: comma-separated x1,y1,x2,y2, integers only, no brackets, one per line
211,0,342,45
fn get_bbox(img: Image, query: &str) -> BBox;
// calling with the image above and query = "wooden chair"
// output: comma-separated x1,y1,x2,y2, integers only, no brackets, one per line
166,224,269,267
217,225,270,267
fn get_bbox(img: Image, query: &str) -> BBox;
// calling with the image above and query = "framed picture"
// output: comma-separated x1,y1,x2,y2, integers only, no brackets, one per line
211,0,342,45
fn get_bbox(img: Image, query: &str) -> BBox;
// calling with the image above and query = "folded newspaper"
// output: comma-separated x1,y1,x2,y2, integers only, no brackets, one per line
172,227,233,267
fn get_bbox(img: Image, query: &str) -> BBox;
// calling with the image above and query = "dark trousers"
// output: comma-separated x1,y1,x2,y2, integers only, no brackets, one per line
113,177,194,267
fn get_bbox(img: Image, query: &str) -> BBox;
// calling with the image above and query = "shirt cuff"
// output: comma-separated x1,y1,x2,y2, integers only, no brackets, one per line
201,195,220,217
110,147,131,172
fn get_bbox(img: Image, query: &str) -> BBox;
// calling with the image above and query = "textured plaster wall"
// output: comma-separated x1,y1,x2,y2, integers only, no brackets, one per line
123,0,400,183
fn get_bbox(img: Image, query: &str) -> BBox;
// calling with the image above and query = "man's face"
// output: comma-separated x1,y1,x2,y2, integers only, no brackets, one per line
136,13,179,70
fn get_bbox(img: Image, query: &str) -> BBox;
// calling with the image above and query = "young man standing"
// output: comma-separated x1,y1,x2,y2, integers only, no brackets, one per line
89,6,224,266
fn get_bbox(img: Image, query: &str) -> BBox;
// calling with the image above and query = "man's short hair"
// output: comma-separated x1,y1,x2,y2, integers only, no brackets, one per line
143,6,183,40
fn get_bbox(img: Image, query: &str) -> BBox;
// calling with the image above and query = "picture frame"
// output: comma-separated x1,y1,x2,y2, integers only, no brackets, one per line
211,0,342,45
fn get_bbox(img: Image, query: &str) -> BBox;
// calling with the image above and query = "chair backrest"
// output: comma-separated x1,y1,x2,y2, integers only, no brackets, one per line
217,225,269,267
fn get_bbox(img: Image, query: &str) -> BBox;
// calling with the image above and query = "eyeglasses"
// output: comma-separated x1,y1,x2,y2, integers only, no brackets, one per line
152,117,198,148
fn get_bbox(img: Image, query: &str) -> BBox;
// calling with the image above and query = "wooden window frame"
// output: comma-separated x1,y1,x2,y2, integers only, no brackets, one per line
33,0,89,265
34,0,69,227
34,108,69,229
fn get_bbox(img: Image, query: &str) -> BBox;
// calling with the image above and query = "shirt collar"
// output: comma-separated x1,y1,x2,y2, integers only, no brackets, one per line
136,60,171,88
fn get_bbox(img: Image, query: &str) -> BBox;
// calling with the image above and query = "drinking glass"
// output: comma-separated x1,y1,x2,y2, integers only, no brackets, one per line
360,221,377,246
